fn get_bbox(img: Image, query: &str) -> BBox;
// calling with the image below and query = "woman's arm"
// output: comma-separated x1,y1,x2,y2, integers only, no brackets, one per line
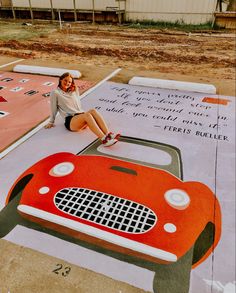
74,86,84,112
45,90,58,129
75,86,80,96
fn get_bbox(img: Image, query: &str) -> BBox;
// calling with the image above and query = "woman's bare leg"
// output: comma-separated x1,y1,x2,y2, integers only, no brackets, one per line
70,113,105,139
88,109,109,135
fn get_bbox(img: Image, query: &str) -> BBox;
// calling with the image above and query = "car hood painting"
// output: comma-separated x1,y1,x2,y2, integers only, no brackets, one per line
5,138,221,268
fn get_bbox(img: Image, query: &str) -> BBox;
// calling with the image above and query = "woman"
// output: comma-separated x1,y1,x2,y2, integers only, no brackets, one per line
45,72,119,146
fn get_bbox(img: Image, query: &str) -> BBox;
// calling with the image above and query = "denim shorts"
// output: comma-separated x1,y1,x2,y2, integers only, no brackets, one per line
64,113,83,131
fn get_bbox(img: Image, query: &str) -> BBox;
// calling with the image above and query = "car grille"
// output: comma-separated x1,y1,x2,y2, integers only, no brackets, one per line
54,187,157,234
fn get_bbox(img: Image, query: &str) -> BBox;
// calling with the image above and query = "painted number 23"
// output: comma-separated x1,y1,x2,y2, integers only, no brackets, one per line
52,264,71,277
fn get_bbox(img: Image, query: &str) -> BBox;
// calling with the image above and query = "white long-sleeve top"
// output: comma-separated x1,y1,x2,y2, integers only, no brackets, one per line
49,87,84,124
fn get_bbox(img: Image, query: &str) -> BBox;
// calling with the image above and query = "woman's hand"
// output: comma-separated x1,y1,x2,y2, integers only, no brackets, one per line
44,122,54,129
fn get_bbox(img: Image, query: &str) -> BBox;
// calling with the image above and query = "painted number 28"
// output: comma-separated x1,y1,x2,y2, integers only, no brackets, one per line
52,264,71,277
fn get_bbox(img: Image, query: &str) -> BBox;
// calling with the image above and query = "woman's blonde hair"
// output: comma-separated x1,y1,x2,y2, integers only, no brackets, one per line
58,72,76,92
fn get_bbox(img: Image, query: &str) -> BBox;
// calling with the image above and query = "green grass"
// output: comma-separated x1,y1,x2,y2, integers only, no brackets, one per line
0,21,58,41
125,19,219,31
0,19,223,42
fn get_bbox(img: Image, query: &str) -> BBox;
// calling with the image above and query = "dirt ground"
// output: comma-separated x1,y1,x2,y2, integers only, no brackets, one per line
0,20,235,96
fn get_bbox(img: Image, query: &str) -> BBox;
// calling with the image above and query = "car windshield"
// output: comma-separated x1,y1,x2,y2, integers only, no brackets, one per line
97,142,172,166
78,136,183,179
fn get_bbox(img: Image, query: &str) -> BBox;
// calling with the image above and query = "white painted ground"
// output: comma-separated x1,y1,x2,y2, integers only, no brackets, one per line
0,81,235,292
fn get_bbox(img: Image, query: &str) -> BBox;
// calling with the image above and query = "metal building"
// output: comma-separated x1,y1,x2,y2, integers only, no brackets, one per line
125,0,219,24
0,0,229,24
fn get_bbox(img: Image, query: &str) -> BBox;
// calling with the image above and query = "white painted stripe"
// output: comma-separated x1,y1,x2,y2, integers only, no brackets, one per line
0,68,121,160
0,59,24,69
13,65,82,79
80,68,121,100
129,76,217,94
0,119,49,160
18,204,177,262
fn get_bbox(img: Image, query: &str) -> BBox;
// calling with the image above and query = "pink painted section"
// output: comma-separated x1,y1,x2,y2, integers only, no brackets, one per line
0,71,94,152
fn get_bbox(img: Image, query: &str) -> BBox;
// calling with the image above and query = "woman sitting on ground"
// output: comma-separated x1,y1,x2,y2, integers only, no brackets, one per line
45,72,119,146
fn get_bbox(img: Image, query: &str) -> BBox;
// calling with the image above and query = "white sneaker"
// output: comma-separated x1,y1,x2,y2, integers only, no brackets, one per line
102,138,118,147
107,132,121,140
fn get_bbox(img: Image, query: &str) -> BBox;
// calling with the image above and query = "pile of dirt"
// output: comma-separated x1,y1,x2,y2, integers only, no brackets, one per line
0,22,235,85
0,35,234,67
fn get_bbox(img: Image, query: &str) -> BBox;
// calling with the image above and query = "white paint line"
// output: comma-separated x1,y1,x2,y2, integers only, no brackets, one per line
0,119,49,160
129,76,217,94
0,58,25,69
80,67,122,99
0,67,122,160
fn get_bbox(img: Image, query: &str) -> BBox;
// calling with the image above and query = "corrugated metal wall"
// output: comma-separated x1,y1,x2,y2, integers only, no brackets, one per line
12,0,125,10
94,0,125,11
11,0,217,24
12,0,28,7
125,0,218,24
30,0,52,9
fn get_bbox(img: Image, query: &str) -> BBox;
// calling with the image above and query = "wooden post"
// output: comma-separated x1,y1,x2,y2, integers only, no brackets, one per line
73,0,77,21
28,0,34,23
58,10,62,30
219,0,223,12
92,0,95,24
118,0,121,24
11,0,15,19
50,0,55,21
124,0,127,22
213,0,221,27
216,0,223,12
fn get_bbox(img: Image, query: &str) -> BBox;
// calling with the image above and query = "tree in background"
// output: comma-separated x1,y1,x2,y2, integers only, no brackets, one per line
227,0,236,10
217,0,236,11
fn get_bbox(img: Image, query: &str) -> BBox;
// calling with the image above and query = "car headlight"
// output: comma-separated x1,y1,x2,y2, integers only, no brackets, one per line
49,162,74,177
164,189,190,210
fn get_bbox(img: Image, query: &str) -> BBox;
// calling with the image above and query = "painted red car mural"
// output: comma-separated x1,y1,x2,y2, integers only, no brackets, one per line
5,136,221,268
